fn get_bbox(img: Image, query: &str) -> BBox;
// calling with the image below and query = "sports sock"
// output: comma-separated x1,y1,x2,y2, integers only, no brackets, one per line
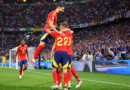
52,71,58,85
64,73,68,87
5,64,6,67
71,67,80,81
33,45,44,59
58,71,62,85
68,70,72,83
19,69,22,75
23,67,27,71
2,64,3,67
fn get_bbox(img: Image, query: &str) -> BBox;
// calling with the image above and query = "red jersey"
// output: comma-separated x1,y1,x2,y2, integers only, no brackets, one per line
16,45,28,61
67,35,73,55
43,10,57,30
50,31,72,52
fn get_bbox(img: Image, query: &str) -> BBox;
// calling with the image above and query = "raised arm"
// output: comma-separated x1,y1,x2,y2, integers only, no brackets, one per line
49,21,58,32
51,41,56,59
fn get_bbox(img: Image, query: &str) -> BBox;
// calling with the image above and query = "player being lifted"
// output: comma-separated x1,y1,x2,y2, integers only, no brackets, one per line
31,4,66,64
47,22,73,90
15,39,29,79
51,24,82,89
1,54,7,68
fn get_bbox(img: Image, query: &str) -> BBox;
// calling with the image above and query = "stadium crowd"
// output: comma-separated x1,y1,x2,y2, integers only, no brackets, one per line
0,20,130,62
0,0,130,28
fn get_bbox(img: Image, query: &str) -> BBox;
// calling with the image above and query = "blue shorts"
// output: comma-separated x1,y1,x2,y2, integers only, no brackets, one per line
40,30,50,43
68,55,73,68
19,60,27,66
52,51,69,68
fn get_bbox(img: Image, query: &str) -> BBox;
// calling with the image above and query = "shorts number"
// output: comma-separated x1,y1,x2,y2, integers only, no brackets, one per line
57,37,68,46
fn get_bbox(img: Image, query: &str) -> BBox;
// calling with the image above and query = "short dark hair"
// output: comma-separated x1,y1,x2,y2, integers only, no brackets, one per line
21,38,24,42
61,22,68,28
57,4,66,8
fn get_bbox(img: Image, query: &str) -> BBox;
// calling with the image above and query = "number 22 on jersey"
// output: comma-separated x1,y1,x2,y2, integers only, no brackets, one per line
57,37,71,46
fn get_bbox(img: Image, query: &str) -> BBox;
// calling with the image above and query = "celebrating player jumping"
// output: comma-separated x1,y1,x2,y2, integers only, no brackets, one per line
31,4,66,64
15,39,29,79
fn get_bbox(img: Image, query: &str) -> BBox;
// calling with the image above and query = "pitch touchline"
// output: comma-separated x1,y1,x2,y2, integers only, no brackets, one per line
27,70,130,87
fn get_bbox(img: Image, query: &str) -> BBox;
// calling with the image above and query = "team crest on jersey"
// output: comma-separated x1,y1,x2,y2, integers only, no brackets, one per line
52,17,54,20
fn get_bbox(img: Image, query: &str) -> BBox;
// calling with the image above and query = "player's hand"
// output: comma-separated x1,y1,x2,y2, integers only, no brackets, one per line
51,52,53,59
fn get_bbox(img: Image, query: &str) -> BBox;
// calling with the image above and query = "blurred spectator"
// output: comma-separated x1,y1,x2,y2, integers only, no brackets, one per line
0,0,130,27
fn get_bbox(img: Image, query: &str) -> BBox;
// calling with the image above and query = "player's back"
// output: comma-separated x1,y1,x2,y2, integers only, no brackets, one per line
67,34,73,55
56,32,72,52
43,10,57,30
50,31,72,52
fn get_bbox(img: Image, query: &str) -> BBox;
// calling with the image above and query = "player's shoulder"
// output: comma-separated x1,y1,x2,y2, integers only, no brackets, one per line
17,45,21,48
49,10,56,16
49,10,55,14
24,45,28,47
24,45,28,48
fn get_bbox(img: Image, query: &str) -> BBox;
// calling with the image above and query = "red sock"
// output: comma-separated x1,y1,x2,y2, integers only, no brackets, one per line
33,45,44,59
19,69,22,75
52,71,58,85
64,73,68,87
71,67,80,81
58,71,62,85
23,67,27,71
68,70,72,83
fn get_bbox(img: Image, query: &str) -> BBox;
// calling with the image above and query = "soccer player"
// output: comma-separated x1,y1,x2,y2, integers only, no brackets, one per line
67,34,82,88
31,4,66,64
51,30,82,89
1,54,7,68
15,39,29,79
47,22,73,90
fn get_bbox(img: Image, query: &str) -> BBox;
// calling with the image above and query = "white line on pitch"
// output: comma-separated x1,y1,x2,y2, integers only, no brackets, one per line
28,70,130,87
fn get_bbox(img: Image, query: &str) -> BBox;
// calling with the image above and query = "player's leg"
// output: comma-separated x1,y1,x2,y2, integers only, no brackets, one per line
58,67,63,89
22,60,28,76
19,61,23,79
31,30,49,64
63,68,68,90
71,67,82,88
68,55,72,89
1,62,3,68
51,51,61,89
61,51,69,90
5,63,7,68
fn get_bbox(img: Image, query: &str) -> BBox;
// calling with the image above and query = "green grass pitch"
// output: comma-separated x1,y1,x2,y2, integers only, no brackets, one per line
0,67,130,90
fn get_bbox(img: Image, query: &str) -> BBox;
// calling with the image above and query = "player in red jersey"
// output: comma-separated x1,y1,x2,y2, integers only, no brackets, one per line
51,29,82,89
15,39,29,79
47,22,73,90
67,35,82,89
31,4,66,65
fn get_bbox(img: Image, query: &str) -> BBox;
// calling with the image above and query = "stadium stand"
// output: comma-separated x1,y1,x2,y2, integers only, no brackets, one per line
0,0,129,28
0,20,130,62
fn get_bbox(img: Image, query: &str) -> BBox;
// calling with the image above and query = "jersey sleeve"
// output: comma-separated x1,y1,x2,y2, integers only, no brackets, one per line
16,47,19,53
26,46,28,52
50,31,59,37
49,11,56,22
